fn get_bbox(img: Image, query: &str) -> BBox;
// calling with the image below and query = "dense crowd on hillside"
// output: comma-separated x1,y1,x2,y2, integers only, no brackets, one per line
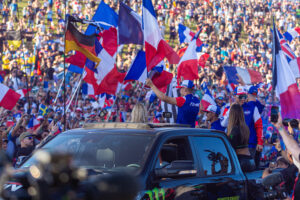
0,0,299,170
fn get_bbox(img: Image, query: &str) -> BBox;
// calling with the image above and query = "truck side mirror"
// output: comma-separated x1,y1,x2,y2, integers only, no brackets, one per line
154,160,196,178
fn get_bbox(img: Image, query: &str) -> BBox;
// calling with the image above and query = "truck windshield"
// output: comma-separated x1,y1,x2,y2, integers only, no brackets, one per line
20,132,154,171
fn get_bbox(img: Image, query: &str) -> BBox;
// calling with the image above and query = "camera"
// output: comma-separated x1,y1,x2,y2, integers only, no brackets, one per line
100,109,108,118
162,112,172,119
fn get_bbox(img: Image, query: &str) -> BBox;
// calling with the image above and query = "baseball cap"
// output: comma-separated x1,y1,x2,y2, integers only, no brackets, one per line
75,107,82,112
248,86,258,95
204,105,220,115
36,115,43,121
19,132,34,141
216,93,225,100
176,80,194,89
234,86,247,96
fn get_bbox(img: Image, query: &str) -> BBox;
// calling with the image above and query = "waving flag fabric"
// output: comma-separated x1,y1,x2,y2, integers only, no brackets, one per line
178,24,194,44
124,50,147,83
278,30,296,63
39,104,49,116
118,2,143,45
142,0,179,71
27,116,40,130
178,24,203,47
283,27,300,42
0,83,21,110
6,30,22,50
223,66,262,85
201,87,216,110
83,27,126,95
65,21,101,67
17,88,31,98
87,1,118,32
272,25,300,119
67,1,118,73
177,30,201,81
289,57,300,78
152,70,173,93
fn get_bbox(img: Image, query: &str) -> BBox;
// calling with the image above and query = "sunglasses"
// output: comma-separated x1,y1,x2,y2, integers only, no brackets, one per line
238,95,247,100
26,136,33,140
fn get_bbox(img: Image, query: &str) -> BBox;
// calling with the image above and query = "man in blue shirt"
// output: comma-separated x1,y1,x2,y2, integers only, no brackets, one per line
204,105,225,132
247,85,265,114
146,79,199,127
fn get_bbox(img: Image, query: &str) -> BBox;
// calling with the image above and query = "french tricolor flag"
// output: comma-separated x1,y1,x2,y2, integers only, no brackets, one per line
289,57,300,79
223,66,262,85
124,50,147,83
83,27,126,95
17,88,31,98
226,82,236,93
273,25,300,119
266,83,272,92
178,24,194,44
201,87,216,110
143,0,179,71
177,30,200,81
283,27,300,42
0,83,21,110
178,24,203,48
27,115,40,130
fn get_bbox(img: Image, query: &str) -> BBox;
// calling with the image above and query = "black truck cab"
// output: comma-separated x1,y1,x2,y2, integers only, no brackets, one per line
4,123,266,200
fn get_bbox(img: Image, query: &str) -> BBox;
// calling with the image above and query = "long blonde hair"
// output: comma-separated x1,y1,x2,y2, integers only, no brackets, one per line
131,103,147,123
227,104,249,144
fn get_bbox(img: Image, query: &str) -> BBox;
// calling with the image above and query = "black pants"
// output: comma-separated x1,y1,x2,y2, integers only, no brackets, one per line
238,154,256,172
249,147,261,169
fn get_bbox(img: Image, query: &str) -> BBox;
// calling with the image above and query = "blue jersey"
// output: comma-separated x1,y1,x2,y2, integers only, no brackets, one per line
211,119,226,132
242,102,263,148
248,100,265,114
221,102,263,148
176,94,200,128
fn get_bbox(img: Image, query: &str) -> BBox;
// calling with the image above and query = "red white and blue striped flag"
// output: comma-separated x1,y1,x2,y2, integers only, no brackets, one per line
272,24,300,119
142,0,179,71
283,27,300,42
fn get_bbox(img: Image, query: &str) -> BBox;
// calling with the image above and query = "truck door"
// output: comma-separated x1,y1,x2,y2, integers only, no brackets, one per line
142,137,201,200
190,135,247,200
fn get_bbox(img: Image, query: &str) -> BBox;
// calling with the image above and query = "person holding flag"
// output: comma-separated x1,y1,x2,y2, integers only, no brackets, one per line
146,79,199,128
222,86,264,168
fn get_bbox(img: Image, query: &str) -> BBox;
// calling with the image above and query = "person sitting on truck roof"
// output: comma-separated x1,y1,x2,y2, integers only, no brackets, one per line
227,104,256,172
130,103,147,123
146,79,199,128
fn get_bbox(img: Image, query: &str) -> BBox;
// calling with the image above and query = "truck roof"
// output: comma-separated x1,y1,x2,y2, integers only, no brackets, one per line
65,123,226,137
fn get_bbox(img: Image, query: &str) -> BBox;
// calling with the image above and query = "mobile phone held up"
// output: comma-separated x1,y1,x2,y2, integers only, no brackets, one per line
270,106,279,123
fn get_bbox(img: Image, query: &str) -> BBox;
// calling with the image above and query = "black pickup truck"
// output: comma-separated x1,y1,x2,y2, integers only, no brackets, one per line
4,123,276,199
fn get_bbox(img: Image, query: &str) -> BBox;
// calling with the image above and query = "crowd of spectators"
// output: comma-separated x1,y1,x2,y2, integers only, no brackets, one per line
0,0,299,168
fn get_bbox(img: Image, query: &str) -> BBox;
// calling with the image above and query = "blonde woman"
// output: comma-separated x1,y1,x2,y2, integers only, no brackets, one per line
131,103,147,123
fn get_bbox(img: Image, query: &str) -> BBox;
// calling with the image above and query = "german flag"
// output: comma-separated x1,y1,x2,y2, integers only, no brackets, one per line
65,21,101,67
6,30,22,50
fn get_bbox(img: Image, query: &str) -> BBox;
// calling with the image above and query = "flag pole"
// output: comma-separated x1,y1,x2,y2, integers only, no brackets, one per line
106,81,124,122
54,74,65,103
66,76,83,112
271,16,276,105
63,0,67,131
66,67,86,112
